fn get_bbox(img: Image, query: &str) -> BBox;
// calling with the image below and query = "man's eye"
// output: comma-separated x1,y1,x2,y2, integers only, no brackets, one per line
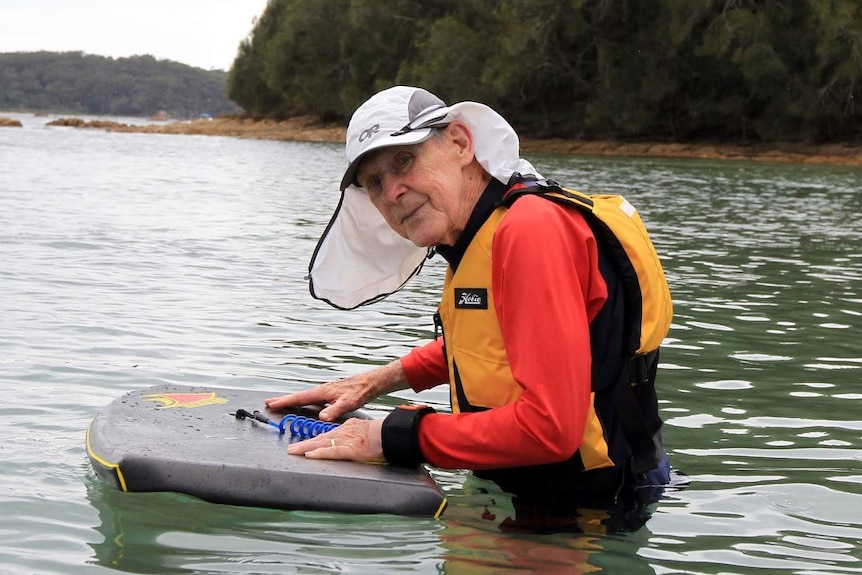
365,176,382,195
394,153,412,169
358,174,377,188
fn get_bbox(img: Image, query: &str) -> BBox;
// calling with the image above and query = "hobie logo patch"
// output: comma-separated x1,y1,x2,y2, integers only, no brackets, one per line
455,288,488,309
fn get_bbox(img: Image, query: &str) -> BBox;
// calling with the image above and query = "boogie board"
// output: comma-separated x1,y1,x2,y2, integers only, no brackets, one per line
86,383,447,517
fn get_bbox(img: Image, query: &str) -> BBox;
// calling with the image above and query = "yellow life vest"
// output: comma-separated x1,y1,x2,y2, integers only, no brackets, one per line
436,178,673,477
503,180,673,474
436,205,617,473
504,181,673,357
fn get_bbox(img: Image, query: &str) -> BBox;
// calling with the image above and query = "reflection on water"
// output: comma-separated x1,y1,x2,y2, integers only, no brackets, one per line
87,479,449,574
87,472,665,575
1,113,860,574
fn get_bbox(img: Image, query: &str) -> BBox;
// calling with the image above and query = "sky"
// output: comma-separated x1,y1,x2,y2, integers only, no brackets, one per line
0,0,270,71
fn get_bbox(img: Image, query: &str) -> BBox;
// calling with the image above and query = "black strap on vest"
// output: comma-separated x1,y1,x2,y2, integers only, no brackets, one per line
501,176,571,208
613,350,663,474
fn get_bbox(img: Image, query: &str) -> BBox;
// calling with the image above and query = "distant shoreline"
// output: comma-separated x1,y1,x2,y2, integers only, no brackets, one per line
10,115,862,167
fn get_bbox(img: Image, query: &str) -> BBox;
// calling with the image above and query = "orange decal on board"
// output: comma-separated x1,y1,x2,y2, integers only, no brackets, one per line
142,392,229,409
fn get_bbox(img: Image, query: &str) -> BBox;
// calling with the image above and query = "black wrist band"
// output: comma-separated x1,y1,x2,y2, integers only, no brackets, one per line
381,405,435,467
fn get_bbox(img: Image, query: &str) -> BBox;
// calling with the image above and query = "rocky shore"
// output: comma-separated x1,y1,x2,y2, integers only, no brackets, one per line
40,116,862,167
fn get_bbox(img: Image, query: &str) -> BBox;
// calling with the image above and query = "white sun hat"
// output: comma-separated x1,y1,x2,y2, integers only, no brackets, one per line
308,86,541,309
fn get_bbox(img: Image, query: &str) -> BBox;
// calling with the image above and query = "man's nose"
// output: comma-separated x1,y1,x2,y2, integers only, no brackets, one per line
380,173,407,204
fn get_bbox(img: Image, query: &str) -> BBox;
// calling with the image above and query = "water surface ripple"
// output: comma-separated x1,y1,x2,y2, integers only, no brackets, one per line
1,113,860,574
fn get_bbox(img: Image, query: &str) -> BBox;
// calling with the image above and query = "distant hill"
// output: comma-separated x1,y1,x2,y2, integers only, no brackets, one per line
0,51,240,119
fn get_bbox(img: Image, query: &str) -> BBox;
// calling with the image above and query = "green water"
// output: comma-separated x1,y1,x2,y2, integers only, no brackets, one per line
1,112,860,574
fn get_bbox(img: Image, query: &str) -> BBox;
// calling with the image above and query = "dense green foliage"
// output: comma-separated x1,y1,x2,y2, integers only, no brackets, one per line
227,0,862,143
0,52,239,118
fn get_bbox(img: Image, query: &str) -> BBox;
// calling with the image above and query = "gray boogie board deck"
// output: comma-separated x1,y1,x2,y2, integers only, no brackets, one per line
86,384,447,517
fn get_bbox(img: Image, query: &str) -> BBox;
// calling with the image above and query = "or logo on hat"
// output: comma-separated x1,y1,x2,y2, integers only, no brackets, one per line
358,124,380,143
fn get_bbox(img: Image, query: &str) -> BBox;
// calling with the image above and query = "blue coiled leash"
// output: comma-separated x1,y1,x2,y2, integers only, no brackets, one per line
232,408,339,439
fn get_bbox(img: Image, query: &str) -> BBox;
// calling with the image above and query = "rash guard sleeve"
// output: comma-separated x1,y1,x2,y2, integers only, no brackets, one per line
400,338,448,392
415,196,609,470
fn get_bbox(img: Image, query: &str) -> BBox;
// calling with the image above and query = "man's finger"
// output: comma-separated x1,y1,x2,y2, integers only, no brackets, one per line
265,388,329,408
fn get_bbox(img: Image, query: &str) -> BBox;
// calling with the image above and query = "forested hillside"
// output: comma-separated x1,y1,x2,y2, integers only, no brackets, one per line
227,0,862,144
0,52,239,118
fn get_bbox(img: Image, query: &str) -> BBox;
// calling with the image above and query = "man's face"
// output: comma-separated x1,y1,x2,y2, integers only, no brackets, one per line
355,123,475,248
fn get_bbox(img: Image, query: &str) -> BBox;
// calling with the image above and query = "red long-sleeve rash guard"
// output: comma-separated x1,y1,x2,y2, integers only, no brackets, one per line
400,195,609,471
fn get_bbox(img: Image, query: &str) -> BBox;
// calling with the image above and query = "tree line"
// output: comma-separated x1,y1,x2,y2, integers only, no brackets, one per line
0,52,239,118
227,0,862,144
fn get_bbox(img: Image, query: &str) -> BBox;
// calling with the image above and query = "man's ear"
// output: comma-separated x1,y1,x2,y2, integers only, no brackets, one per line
444,121,475,166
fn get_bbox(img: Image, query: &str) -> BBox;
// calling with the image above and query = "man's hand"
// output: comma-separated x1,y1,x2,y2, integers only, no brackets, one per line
265,360,410,422
287,418,385,463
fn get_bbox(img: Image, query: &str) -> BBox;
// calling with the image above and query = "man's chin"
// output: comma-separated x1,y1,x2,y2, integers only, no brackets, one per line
404,229,437,248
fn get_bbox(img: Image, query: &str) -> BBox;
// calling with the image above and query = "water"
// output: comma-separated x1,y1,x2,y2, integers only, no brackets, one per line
1,112,860,574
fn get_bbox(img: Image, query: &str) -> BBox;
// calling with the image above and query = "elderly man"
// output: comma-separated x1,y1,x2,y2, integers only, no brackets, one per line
266,86,672,504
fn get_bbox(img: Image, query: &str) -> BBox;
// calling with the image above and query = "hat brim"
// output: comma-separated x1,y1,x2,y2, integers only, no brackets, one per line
339,128,436,192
